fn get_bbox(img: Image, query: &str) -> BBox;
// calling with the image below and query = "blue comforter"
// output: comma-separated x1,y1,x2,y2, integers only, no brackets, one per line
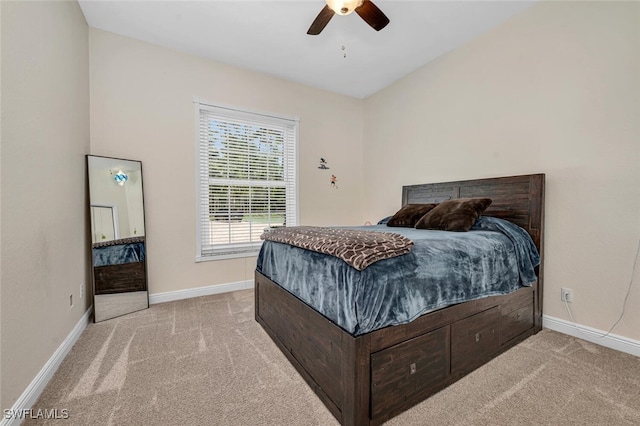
256,216,540,336
93,242,146,267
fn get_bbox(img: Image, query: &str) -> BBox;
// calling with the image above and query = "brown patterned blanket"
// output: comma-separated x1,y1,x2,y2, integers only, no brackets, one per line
260,226,413,271
92,236,145,248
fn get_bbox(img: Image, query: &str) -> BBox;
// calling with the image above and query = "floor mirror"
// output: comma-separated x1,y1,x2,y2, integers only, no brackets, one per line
87,155,149,322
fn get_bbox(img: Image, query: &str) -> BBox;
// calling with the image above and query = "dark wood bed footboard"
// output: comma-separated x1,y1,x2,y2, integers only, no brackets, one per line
255,174,544,425
94,261,146,294
256,271,536,425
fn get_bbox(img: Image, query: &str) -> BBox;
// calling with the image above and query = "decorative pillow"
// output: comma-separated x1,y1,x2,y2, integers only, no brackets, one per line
386,204,437,227
415,198,492,231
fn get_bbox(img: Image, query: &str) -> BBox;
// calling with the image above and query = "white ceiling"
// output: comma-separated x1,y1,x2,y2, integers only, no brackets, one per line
78,0,536,99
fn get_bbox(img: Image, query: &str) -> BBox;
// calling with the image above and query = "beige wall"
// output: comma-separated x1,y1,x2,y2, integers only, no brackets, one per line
363,1,640,340
0,0,89,411
89,29,364,295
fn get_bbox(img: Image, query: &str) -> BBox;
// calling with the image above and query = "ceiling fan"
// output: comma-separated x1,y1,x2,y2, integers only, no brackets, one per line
307,0,390,35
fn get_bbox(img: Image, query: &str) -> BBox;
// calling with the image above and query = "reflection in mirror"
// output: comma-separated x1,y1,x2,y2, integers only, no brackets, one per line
91,205,119,241
87,155,149,322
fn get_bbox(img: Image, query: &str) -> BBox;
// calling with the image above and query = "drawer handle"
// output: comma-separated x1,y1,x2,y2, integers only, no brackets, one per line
475,332,481,342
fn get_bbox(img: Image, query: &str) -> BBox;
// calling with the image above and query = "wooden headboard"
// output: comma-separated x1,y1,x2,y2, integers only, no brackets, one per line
403,174,545,329
402,174,545,253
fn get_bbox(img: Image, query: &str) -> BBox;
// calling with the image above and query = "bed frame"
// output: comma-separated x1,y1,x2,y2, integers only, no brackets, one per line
255,174,544,425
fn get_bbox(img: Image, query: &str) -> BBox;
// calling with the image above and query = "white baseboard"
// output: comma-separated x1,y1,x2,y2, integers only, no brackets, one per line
1,306,93,426
148,279,254,305
543,314,640,358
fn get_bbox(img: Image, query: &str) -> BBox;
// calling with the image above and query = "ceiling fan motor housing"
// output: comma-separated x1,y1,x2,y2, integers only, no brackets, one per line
326,0,364,16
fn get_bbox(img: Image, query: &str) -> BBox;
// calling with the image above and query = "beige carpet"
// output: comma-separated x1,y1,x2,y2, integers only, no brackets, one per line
26,290,640,425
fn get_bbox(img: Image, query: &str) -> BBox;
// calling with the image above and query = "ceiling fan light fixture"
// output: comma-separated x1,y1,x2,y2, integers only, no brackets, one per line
308,0,388,35
325,0,364,16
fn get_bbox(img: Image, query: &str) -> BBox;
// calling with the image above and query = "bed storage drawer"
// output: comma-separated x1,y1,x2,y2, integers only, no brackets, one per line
371,326,449,420
500,291,534,344
500,304,533,344
451,307,499,377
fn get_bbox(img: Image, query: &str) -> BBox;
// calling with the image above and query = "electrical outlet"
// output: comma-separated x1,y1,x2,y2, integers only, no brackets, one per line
80,283,84,299
561,287,573,303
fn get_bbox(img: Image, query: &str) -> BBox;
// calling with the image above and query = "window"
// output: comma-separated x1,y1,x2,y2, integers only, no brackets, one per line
195,100,298,260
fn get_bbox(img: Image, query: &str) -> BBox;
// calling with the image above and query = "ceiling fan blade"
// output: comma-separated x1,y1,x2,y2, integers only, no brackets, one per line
355,0,390,31
307,5,335,35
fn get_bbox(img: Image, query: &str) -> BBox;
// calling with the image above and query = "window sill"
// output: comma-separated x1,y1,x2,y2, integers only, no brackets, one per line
196,251,259,262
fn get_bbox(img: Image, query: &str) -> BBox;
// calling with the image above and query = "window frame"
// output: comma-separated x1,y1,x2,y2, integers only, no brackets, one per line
194,98,299,261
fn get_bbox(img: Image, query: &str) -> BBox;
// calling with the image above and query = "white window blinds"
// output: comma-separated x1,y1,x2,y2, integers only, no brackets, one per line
195,100,298,260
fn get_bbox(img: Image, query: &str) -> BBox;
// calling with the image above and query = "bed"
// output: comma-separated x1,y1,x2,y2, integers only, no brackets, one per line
254,174,544,425
92,236,146,295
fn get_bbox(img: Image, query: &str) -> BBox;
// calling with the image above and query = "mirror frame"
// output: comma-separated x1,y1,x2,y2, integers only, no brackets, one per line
86,155,149,322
